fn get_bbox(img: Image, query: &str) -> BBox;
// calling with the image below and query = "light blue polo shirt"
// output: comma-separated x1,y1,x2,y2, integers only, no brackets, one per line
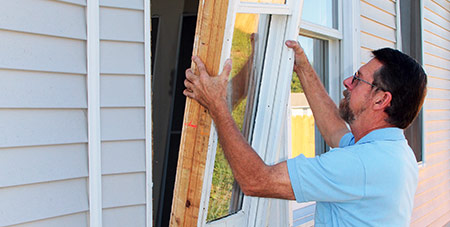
287,128,418,227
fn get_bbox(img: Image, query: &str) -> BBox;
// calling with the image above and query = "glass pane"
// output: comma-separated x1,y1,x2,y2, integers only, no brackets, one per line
207,13,268,222
301,0,337,29
290,36,327,158
241,0,286,4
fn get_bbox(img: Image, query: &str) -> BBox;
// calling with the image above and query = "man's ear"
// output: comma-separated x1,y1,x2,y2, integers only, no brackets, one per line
373,91,392,110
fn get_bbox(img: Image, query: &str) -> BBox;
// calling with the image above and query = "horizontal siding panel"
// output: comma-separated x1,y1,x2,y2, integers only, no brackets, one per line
425,130,450,144
424,42,450,62
426,88,450,99
424,99,450,110
418,155,450,181
431,0,450,12
424,54,450,72
103,205,145,227
102,172,146,208
100,75,145,107
0,70,86,108
425,110,450,121
412,193,450,226
0,0,86,40
429,210,450,227
100,108,145,141
0,30,86,74
0,143,88,188
0,178,88,226
0,109,87,148
361,0,396,15
100,0,144,10
425,139,450,155
424,5,450,31
424,65,450,81
414,178,450,209
100,7,144,42
423,19,450,44
102,140,145,175
360,32,395,50
360,1,396,29
416,168,450,195
56,0,86,6
425,120,450,133
360,17,396,43
360,47,374,64
423,30,450,52
13,212,87,227
100,41,144,74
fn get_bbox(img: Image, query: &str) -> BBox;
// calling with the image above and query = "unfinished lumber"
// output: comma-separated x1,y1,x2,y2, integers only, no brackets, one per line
170,0,230,226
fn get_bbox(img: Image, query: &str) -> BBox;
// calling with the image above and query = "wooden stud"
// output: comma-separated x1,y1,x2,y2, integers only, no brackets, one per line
170,0,230,226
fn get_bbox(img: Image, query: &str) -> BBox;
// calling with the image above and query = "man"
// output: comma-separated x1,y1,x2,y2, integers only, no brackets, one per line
183,40,427,226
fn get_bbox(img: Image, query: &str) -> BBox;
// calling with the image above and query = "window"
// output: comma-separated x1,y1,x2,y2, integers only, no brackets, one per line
289,1,343,226
400,0,423,163
207,13,268,221
197,1,304,226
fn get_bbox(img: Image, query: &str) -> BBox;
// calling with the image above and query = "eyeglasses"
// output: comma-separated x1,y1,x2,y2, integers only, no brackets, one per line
351,72,385,91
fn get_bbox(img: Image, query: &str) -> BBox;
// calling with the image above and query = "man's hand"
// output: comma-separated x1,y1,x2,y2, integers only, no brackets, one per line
285,40,309,76
183,56,232,112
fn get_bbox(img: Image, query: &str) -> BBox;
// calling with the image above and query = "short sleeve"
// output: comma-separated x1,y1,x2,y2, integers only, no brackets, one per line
339,132,355,148
287,149,365,203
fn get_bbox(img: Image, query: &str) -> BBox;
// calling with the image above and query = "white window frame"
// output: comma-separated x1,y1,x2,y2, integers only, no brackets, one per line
197,0,304,226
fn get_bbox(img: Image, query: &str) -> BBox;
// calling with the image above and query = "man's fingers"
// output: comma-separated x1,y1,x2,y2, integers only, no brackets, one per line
220,59,232,80
192,56,207,74
184,79,194,91
285,40,304,55
185,68,198,83
183,89,195,99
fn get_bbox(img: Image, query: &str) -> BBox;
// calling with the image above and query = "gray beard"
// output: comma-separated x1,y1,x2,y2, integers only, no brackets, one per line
339,90,355,124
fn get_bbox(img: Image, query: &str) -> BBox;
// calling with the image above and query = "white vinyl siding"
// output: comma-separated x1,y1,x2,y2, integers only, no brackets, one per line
0,0,89,225
359,0,398,64
411,0,450,226
0,0,150,225
99,1,147,225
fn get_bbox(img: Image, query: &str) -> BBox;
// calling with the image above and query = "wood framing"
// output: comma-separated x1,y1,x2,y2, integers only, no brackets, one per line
170,0,230,226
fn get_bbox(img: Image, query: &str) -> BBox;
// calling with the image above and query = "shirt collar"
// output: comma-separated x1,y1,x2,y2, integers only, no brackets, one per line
356,127,405,145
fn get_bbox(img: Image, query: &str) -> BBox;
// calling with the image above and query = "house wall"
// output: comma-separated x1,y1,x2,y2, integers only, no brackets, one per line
411,0,450,226
0,0,150,226
359,0,398,64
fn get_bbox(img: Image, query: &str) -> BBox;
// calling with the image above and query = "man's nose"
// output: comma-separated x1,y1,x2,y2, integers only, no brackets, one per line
343,76,353,90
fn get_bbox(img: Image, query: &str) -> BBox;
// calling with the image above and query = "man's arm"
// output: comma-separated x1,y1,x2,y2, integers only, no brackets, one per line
184,56,295,200
286,41,349,147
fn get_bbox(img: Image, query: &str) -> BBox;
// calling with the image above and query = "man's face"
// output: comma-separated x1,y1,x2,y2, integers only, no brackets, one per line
339,58,384,125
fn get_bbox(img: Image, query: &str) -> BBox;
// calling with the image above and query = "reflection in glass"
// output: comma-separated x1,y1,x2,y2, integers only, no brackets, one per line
241,0,286,4
207,13,267,222
290,35,327,158
302,0,337,29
